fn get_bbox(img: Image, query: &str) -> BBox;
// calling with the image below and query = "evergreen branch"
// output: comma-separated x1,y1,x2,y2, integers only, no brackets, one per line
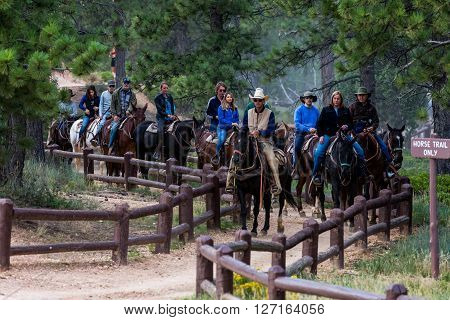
309,75,359,92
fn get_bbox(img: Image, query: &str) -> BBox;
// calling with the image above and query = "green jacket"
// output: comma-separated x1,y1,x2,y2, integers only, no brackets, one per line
111,87,137,117
244,101,272,113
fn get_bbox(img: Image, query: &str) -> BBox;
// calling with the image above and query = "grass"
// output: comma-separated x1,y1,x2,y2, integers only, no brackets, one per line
0,159,96,209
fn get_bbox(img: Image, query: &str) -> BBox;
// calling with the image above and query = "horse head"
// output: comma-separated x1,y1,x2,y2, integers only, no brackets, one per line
334,130,356,186
386,123,405,170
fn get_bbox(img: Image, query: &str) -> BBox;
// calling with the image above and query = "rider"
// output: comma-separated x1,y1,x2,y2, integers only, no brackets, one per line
91,80,115,147
349,87,394,178
206,82,227,132
212,92,239,166
108,77,137,154
153,81,176,160
243,88,282,196
292,91,320,178
312,91,368,185
58,89,79,127
78,85,100,142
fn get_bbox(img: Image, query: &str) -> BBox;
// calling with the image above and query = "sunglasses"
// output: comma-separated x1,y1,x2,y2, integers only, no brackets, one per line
305,96,313,99
109,85,115,88
253,99,263,102
218,89,226,92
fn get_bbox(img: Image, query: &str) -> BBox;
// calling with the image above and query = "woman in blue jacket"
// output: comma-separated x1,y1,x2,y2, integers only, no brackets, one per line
213,92,239,165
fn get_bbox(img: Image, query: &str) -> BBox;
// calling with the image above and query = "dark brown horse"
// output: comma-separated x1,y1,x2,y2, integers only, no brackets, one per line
193,117,237,170
47,118,77,152
356,131,386,224
101,105,147,176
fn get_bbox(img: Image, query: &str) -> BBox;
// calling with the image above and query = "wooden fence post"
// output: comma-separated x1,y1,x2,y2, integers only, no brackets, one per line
354,196,368,249
399,184,413,235
112,203,130,265
272,233,286,270
268,265,286,300
124,152,135,191
179,184,194,242
378,189,392,241
165,158,178,189
155,192,174,254
302,218,319,275
209,174,221,229
234,230,251,265
83,148,94,180
385,283,408,300
0,199,13,271
330,209,344,269
215,245,234,298
196,235,214,297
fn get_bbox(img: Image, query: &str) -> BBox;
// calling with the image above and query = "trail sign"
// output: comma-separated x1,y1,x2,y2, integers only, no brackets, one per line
411,135,449,279
411,138,450,159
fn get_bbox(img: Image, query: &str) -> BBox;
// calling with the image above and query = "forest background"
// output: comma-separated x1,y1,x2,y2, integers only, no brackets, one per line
0,0,448,184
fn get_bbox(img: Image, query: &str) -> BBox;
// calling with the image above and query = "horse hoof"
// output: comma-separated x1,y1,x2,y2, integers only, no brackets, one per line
299,210,306,217
277,226,285,234
260,229,267,236
321,215,327,222
283,209,288,216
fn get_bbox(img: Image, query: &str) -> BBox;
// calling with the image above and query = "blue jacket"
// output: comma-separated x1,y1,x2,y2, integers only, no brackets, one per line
79,95,100,119
217,106,239,130
294,104,320,133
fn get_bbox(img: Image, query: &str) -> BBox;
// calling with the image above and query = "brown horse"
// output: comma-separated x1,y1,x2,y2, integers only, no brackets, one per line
101,105,148,176
193,117,237,170
47,118,77,152
356,131,386,224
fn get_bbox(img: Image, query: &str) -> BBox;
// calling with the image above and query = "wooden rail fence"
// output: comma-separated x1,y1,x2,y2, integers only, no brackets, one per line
0,170,240,271
196,180,415,300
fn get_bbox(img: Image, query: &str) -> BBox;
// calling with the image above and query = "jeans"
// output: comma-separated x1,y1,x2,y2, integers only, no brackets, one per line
209,119,218,132
108,119,120,148
79,115,90,137
293,131,305,166
96,113,110,135
216,128,227,154
374,133,392,163
313,134,366,176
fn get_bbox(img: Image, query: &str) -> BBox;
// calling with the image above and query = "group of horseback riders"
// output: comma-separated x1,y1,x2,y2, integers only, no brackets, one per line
203,83,396,198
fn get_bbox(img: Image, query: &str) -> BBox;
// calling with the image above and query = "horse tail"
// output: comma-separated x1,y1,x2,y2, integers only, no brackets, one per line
283,174,298,209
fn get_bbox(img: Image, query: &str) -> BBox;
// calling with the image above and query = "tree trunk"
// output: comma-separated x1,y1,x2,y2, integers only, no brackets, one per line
0,114,27,184
360,57,376,103
432,101,450,174
115,46,126,87
320,46,335,106
26,118,45,162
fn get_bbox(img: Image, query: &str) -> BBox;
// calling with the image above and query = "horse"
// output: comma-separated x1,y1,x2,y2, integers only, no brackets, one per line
273,122,323,219
318,130,358,225
101,105,148,176
356,130,387,224
69,117,105,174
136,119,195,181
47,117,77,152
384,123,405,171
231,127,297,236
193,117,237,169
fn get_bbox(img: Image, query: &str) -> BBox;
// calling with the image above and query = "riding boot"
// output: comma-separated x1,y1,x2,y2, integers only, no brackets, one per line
225,164,236,194
386,161,395,179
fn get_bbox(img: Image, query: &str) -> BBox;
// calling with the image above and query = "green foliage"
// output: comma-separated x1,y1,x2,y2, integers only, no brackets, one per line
0,160,96,209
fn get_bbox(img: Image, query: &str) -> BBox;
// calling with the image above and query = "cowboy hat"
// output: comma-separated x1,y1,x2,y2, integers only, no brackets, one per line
249,88,269,101
354,86,371,96
67,89,76,97
300,90,317,103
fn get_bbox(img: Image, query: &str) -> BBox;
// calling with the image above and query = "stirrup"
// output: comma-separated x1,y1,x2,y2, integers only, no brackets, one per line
313,174,322,186
152,151,161,161
271,185,282,196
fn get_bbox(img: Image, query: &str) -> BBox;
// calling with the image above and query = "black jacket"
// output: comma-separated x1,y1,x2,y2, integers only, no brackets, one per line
348,100,379,133
154,93,175,120
317,105,353,137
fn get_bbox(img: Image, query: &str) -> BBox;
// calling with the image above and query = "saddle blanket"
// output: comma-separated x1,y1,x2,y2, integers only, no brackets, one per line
145,121,178,134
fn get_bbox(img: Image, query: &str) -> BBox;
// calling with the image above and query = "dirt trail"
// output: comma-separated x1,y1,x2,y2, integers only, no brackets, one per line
0,190,355,300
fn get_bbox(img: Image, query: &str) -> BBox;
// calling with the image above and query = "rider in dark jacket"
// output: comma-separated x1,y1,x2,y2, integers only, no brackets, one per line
349,87,394,177
153,81,176,160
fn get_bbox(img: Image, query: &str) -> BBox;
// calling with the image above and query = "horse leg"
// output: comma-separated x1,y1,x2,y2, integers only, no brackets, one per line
318,185,326,222
251,193,259,236
238,189,247,230
296,177,306,217
277,191,285,234
261,193,272,235
370,183,378,225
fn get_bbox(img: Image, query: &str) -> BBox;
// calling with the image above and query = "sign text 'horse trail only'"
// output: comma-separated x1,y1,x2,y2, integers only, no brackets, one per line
411,138,450,159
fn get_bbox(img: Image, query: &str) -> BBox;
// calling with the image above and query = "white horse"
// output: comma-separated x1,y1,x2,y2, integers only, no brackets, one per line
69,118,105,174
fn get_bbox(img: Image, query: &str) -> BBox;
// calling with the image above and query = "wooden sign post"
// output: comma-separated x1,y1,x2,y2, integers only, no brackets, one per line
411,134,450,279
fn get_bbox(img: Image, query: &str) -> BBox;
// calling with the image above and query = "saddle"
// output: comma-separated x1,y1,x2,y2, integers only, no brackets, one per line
145,120,178,134
206,130,235,146
302,134,317,153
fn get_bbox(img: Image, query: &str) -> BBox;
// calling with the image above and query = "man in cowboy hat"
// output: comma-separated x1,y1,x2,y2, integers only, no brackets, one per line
292,90,320,179
349,86,394,177
244,87,272,113
91,80,115,147
243,88,282,195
